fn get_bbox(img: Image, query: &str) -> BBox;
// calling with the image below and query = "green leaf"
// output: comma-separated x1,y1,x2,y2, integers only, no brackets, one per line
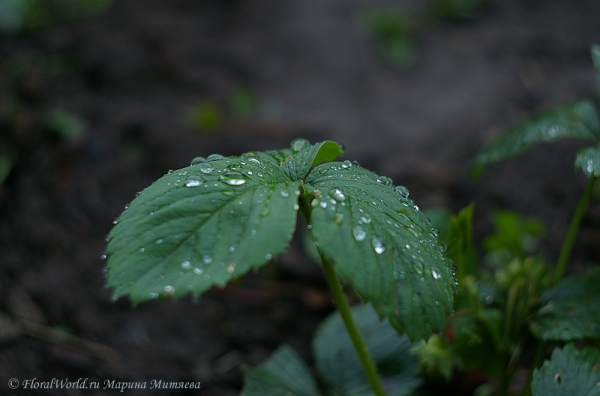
483,210,545,266
530,271,600,341
592,44,600,73
575,146,600,178
106,140,343,303
445,204,477,284
306,163,455,340
242,345,321,396
474,101,600,169
313,304,421,396
531,343,600,396
593,45,600,103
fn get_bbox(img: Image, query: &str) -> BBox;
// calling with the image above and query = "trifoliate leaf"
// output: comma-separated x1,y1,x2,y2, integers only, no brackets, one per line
530,271,600,341
106,140,343,303
313,304,420,396
242,345,321,396
474,101,600,170
531,343,600,396
306,162,455,340
575,145,600,178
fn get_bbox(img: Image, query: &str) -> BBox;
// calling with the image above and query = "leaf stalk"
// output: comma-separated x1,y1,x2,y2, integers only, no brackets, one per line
318,249,388,396
553,175,597,284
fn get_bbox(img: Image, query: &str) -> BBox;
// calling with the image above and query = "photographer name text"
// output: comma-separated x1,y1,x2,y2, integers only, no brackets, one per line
8,378,201,392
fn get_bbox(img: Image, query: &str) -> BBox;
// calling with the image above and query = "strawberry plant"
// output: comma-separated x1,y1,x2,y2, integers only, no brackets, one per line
104,138,456,395
415,45,600,396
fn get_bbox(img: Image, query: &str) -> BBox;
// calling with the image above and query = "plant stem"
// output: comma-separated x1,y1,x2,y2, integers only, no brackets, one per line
552,175,597,284
319,250,388,396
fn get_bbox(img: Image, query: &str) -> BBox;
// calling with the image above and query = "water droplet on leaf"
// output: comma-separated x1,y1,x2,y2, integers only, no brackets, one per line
353,225,367,241
181,260,191,269
227,263,236,274
191,156,206,165
371,236,385,254
163,285,174,296
193,267,203,275
395,185,410,198
290,138,309,152
376,176,393,186
280,190,289,198
329,188,345,202
200,163,214,174
431,267,442,280
220,172,247,186
185,176,202,187
341,160,352,169
412,261,424,275
207,154,225,161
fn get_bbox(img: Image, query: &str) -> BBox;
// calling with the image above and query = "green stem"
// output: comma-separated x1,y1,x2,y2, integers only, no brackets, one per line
319,250,388,396
553,176,597,284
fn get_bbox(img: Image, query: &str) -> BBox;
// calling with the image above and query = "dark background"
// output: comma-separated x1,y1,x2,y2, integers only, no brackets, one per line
1,0,599,395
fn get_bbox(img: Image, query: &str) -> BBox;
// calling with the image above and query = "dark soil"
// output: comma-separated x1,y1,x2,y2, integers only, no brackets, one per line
1,0,600,395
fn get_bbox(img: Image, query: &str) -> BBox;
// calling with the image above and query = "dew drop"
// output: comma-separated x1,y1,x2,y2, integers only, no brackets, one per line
227,263,236,274
185,176,202,187
371,236,385,254
229,246,235,253
155,239,163,244
250,229,257,238
193,267,204,275
221,189,235,196
360,215,371,224
334,213,344,225
220,171,247,186
190,156,206,165
149,293,158,299
247,157,261,165
431,267,442,280
352,225,367,241
320,201,327,209
105,235,111,242
290,138,309,152
451,264,457,276
280,190,290,198
112,218,119,225
376,176,393,186
412,260,424,275
207,154,225,161
293,203,300,210
341,160,352,169
181,260,191,269
260,206,270,217
395,185,410,198
311,199,320,208
100,254,107,260
163,285,174,296
307,224,313,230
200,163,214,174
265,253,273,260
202,254,213,264
329,188,345,202
139,247,145,253
204,274,211,280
